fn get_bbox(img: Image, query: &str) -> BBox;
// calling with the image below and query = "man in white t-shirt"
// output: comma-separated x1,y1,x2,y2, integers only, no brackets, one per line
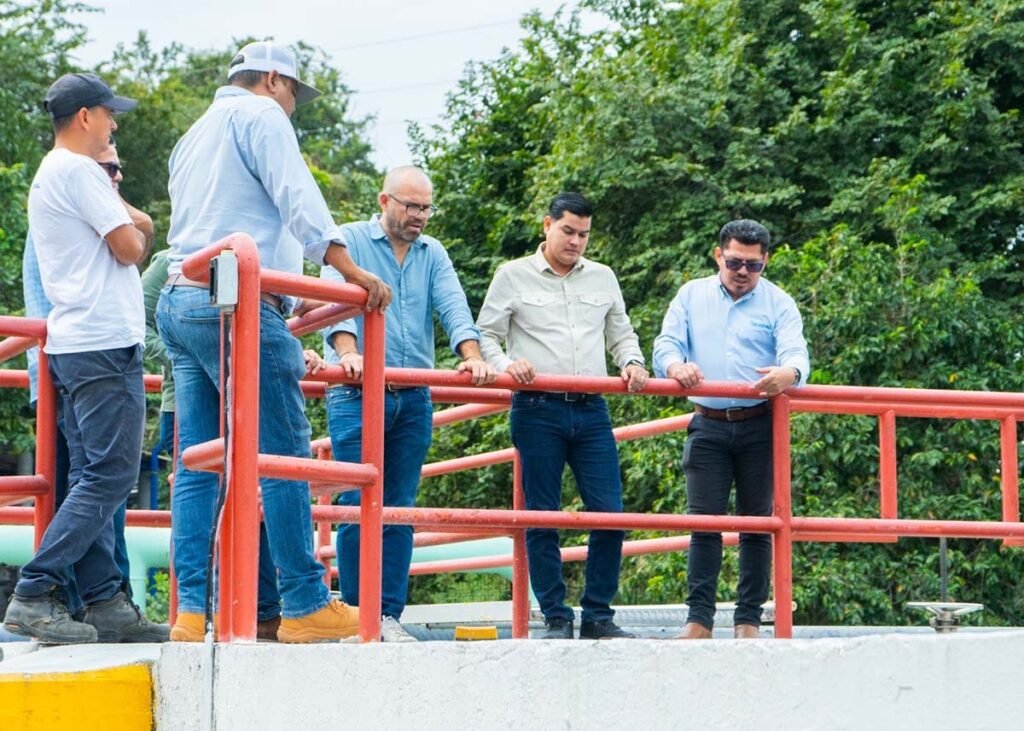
2,73,167,644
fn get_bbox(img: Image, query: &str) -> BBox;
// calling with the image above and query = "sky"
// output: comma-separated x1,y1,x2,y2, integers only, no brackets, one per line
71,0,603,168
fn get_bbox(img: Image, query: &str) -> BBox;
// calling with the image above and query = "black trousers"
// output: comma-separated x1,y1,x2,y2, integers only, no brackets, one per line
682,411,773,628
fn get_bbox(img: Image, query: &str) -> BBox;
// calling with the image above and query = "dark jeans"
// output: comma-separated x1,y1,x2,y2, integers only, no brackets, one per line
682,411,774,629
510,393,624,624
327,385,433,620
16,346,145,605
53,404,133,616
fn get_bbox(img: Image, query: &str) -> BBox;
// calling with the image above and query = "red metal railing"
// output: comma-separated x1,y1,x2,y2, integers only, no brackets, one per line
2,233,1023,642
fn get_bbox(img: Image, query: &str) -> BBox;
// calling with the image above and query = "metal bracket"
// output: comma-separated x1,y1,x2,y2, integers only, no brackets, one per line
210,250,239,311
907,602,983,633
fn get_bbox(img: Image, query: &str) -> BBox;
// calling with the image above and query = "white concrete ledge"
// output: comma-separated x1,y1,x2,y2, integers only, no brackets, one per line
156,631,1021,730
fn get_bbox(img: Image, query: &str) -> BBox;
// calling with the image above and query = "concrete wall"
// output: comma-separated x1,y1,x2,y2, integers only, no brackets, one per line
156,631,1019,730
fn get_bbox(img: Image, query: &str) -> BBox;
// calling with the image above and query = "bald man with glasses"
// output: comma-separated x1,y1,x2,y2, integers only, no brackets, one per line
652,218,809,640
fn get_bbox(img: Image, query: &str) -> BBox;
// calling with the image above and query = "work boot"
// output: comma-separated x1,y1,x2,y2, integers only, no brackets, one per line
84,591,170,643
3,591,98,644
733,624,761,639
675,622,713,640
536,617,574,639
277,598,359,643
579,619,637,639
169,612,212,643
257,616,281,642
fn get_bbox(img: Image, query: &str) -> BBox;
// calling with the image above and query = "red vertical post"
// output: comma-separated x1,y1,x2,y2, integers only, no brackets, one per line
771,395,793,639
511,451,530,638
316,446,333,589
358,307,386,641
879,410,898,519
33,349,57,548
169,414,178,625
218,242,260,642
1000,415,1021,547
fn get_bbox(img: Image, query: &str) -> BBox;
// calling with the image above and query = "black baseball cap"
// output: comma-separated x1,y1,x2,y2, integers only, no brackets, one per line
43,73,138,119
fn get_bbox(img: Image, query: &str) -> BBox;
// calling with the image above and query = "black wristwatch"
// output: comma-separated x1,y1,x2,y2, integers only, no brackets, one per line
791,366,802,384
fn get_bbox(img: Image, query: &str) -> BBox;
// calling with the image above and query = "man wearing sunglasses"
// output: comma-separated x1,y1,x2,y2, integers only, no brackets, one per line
652,218,809,640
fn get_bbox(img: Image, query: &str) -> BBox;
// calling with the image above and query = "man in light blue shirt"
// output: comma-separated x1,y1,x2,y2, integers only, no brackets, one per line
322,166,495,641
157,41,390,644
653,219,809,640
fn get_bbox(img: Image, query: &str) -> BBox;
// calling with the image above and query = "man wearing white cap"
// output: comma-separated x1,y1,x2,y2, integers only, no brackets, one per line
158,41,391,643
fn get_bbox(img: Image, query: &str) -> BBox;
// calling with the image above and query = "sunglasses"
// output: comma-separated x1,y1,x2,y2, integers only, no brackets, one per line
98,161,122,179
722,256,765,273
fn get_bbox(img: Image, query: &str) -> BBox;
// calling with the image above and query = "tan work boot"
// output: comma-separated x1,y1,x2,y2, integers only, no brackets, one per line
675,622,713,640
734,624,760,639
277,599,359,643
170,612,213,642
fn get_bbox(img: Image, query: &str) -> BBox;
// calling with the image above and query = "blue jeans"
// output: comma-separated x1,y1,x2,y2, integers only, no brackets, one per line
52,403,132,616
682,412,774,629
156,285,326,619
16,346,145,605
327,385,432,620
509,393,625,623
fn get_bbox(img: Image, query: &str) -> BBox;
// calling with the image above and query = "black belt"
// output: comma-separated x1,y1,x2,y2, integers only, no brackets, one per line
518,391,598,403
693,403,770,422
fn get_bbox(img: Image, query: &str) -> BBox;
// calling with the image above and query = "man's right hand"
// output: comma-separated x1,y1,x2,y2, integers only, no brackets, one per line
347,267,392,312
505,358,536,384
667,361,704,389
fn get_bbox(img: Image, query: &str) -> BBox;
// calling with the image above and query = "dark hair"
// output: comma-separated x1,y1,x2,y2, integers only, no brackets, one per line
548,192,593,221
229,69,266,89
51,113,76,134
718,219,771,253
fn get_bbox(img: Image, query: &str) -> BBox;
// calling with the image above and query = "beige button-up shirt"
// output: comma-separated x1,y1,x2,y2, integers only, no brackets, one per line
477,245,644,376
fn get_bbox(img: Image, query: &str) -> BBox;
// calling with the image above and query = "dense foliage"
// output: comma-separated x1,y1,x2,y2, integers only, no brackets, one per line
2,0,1024,626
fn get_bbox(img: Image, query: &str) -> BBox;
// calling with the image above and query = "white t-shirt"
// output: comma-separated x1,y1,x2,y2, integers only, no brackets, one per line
28,148,144,354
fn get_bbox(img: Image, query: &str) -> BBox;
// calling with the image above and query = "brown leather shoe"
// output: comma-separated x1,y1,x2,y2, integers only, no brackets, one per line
734,624,760,639
257,616,281,642
675,622,713,640
277,599,359,643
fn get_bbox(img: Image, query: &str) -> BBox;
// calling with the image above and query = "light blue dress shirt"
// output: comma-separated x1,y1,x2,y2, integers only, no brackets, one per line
321,215,479,369
166,86,344,279
652,274,810,409
22,232,51,405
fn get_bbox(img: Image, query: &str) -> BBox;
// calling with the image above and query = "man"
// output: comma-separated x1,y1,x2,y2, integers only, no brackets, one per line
3,73,166,644
652,218,810,640
477,192,648,640
21,143,140,621
323,166,495,642
158,41,390,643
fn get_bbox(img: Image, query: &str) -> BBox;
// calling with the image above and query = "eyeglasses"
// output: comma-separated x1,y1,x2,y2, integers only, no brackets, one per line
98,161,122,179
387,194,437,218
722,256,765,273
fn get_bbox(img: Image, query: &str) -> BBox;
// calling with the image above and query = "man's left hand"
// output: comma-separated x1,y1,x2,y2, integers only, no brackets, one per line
753,366,797,397
621,363,649,393
457,356,497,386
303,349,326,375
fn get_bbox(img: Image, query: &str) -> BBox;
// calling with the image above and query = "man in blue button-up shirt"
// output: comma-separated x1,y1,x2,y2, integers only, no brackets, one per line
321,166,495,641
157,41,391,644
653,219,810,640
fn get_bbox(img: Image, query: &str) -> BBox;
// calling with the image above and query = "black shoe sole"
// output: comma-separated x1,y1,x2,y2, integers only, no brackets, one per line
4,621,97,644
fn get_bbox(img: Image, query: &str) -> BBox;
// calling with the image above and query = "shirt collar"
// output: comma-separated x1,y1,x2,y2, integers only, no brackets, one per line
369,214,427,248
531,244,585,275
214,85,255,101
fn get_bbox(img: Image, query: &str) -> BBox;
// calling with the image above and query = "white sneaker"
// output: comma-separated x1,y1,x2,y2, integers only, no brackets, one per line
379,615,417,643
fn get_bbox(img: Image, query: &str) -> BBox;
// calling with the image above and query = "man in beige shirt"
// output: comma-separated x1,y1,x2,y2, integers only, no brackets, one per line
477,192,648,639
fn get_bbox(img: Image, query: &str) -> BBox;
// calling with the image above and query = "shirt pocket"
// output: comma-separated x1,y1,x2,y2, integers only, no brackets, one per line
521,293,559,308
576,293,612,330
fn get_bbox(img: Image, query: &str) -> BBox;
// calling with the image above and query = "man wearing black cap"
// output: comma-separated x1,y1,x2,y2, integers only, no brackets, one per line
159,41,390,643
2,73,167,644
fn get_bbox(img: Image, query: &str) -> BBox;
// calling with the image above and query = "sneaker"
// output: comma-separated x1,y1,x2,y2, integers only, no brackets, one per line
536,617,574,639
84,591,170,643
277,598,359,643
579,619,636,640
3,591,98,644
379,615,417,643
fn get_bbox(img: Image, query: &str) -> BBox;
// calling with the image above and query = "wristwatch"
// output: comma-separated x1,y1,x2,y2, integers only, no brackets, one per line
791,366,802,383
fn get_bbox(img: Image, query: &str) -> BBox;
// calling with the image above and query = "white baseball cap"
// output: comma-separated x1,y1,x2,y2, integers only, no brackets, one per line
227,41,322,105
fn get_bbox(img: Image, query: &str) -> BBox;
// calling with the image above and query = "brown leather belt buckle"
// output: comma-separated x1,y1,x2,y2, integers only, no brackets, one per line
725,407,746,422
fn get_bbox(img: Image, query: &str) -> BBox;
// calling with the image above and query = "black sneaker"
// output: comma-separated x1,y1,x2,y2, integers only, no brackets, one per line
84,591,170,643
3,591,98,644
579,619,636,639
537,617,574,639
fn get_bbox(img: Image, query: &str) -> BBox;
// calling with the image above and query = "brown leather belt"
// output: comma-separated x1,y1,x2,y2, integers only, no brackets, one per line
693,402,770,422
166,274,284,313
